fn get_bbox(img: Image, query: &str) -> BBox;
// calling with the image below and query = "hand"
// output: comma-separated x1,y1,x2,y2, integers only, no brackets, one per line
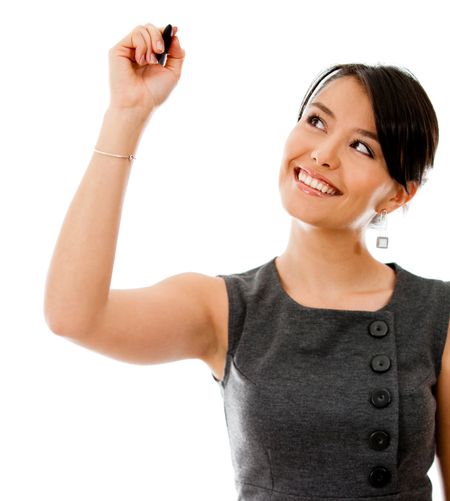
107,23,186,116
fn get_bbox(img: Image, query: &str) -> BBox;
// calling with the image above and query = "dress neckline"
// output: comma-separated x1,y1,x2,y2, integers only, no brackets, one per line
270,256,402,314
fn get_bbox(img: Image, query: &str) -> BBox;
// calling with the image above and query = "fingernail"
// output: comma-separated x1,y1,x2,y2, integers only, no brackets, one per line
156,41,163,52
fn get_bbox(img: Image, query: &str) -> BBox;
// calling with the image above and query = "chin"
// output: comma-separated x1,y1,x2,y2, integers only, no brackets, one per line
280,195,325,225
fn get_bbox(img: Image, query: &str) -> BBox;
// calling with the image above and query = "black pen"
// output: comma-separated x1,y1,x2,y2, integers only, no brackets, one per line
156,24,173,66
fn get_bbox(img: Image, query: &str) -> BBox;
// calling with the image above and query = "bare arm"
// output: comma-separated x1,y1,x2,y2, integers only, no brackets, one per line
43,24,222,369
43,106,221,365
44,22,186,337
43,106,148,335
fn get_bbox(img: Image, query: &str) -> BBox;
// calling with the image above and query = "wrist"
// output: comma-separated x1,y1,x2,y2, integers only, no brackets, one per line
96,108,150,158
105,106,154,125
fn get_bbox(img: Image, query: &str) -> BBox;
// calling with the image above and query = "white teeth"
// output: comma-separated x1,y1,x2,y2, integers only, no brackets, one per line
297,169,337,195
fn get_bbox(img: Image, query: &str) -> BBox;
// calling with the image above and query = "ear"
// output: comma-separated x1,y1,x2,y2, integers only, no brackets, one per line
385,180,419,212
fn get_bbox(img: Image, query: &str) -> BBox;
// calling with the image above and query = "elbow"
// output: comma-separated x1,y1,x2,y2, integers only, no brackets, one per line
44,309,68,336
43,291,65,335
43,294,101,339
43,297,67,335
43,307,85,338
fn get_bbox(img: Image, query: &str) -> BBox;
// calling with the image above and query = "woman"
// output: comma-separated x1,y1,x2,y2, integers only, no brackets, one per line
44,23,450,500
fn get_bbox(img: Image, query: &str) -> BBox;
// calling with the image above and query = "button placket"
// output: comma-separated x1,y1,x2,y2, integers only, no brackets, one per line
367,319,392,488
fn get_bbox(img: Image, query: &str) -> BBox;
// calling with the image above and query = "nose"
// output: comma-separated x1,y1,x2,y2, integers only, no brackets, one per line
310,137,340,169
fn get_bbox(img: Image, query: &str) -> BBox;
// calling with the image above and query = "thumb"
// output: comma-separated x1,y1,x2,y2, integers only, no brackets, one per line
164,33,186,77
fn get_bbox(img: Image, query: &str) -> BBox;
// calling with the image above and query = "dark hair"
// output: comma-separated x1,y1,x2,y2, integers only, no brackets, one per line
297,64,439,196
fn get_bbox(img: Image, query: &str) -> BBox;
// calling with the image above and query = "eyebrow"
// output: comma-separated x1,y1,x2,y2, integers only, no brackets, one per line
309,101,379,143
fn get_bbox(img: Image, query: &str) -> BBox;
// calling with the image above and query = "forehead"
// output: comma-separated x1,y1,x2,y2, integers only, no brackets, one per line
309,76,375,126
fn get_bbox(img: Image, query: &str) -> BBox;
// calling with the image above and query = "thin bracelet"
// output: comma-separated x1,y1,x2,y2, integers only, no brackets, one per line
94,148,136,161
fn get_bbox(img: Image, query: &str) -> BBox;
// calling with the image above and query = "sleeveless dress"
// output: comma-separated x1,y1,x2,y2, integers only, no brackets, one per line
212,256,450,501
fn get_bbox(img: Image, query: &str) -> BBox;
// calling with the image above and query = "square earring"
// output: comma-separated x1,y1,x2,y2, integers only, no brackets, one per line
376,236,389,248
375,209,388,249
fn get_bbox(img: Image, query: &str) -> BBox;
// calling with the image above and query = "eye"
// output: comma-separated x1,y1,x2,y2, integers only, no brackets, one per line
306,112,375,159
306,113,325,130
352,140,374,158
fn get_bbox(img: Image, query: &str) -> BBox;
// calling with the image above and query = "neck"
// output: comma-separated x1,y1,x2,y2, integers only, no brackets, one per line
277,218,388,294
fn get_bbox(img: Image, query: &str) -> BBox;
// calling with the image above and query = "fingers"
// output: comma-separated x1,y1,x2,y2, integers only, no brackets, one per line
143,24,164,62
112,24,182,68
143,24,180,63
129,25,153,66
133,24,173,66
135,30,149,65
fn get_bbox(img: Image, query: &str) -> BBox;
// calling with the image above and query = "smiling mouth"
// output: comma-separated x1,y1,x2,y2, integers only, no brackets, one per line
293,167,343,196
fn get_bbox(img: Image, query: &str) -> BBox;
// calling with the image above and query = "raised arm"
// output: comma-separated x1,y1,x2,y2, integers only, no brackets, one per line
43,23,224,367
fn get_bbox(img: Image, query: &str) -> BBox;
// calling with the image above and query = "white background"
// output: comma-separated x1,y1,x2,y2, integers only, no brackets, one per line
1,0,449,499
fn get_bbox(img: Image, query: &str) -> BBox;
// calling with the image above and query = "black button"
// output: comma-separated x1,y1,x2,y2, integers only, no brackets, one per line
371,355,391,373
369,320,389,337
370,388,392,408
369,430,391,450
369,466,392,487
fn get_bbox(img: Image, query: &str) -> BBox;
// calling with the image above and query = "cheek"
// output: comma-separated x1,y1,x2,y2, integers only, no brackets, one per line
345,171,372,190
346,171,390,209
348,169,389,191
283,128,312,156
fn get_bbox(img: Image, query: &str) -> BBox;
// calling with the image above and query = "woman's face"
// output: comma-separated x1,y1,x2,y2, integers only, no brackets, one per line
278,75,405,231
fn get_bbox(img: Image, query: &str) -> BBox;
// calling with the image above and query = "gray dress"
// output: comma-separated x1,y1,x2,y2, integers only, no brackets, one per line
212,256,450,501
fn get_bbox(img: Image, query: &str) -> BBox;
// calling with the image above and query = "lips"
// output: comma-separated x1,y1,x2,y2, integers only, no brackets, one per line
294,165,343,195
